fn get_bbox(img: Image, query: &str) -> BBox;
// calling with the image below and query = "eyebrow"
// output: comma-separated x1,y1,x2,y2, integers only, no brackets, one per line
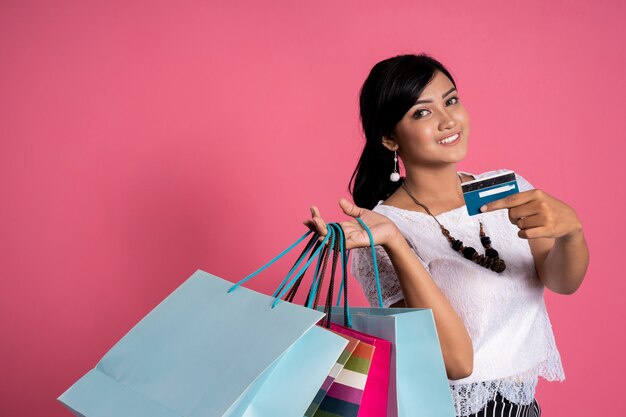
414,87,457,105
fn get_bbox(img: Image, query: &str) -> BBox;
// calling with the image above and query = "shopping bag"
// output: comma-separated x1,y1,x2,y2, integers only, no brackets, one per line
329,323,390,417
318,220,456,417
299,223,386,417
315,330,375,417
276,222,376,417
327,306,454,417
304,332,360,417
58,230,349,417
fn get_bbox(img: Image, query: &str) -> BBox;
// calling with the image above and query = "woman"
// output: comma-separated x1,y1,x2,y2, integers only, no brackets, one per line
303,54,589,417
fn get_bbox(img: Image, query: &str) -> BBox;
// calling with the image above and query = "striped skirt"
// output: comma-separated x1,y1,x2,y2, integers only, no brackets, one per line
461,392,541,417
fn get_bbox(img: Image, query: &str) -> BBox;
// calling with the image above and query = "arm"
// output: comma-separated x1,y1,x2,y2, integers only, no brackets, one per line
306,201,474,380
383,233,474,380
527,227,589,295
482,189,589,295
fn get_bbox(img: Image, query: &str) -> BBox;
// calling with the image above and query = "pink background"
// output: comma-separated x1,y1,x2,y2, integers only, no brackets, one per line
1,1,624,416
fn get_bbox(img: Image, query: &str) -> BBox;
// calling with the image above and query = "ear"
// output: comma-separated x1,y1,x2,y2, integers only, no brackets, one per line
381,135,398,152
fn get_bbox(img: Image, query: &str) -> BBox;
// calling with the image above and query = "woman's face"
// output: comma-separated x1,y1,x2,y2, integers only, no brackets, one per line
384,70,470,167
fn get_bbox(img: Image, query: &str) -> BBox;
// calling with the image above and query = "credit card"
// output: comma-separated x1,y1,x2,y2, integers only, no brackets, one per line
462,171,519,216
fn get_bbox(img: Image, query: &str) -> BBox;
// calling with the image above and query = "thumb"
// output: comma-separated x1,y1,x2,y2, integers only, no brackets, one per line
338,198,364,218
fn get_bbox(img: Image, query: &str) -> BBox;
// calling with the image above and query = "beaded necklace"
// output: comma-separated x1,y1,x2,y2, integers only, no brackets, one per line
400,176,506,273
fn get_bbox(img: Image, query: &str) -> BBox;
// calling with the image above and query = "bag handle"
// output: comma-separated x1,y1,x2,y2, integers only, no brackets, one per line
281,223,353,328
306,230,334,309
228,229,334,306
327,223,352,328
270,228,336,308
228,216,384,310
354,217,384,308
280,235,323,303
287,224,338,310
305,217,384,327
302,222,352,327
319,224,341,328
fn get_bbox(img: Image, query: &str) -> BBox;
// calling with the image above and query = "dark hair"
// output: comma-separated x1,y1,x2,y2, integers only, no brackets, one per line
348,53,457,209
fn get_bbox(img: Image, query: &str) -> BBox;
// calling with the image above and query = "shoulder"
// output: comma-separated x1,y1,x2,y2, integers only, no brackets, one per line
371,202,406,225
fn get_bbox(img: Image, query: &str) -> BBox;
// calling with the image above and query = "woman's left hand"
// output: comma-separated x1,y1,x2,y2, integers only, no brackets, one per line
479,189,583,240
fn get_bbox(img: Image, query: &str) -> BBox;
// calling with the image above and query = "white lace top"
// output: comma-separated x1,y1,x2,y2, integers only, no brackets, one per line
350,169,565,416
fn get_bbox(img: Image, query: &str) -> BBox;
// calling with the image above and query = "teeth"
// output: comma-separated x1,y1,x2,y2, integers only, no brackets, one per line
437,133,459,144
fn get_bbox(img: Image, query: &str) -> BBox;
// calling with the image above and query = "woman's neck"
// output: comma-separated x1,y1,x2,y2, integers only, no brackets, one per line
402,164,465,206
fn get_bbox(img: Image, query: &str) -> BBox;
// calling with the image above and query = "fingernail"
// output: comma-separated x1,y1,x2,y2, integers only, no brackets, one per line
480,205,487,212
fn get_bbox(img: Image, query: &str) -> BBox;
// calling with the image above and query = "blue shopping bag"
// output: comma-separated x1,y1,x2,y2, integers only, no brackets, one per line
327,307,455,417
313,220,456,417
58,230,348,417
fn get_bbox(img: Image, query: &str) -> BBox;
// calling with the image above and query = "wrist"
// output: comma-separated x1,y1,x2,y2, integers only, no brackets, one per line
558,224,584,244
381,229,409,253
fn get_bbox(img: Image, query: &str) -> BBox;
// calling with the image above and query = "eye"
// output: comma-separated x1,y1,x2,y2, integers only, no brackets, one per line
412,96,460,119
413,109,430,119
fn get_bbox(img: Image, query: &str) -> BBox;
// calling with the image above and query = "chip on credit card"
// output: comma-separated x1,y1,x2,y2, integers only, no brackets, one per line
462,171,519,216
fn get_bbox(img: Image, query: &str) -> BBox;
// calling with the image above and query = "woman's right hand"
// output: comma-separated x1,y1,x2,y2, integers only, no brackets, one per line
302,198,402,250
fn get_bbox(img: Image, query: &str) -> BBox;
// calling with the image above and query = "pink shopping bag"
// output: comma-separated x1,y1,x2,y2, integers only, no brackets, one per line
314,330,375,417
330,322,390,417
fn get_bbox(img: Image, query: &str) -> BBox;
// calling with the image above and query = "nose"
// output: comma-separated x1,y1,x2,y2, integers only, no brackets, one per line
438,109,457,130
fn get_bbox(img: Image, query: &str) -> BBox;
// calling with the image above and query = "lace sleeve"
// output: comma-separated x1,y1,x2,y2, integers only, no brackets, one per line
349,240,429,308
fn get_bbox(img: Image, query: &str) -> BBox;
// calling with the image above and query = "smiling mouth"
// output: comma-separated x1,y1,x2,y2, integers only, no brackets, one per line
437,132,461,145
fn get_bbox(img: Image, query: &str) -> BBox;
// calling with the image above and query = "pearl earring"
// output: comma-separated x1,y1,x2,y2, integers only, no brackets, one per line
390,150,400,182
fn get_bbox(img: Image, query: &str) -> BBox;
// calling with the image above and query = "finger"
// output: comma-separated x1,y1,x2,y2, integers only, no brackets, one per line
310,205,321,218
339,198,364,218
480,190,535,213
337,221,361,240
310,206,327,225
338,220,358,232
516,214,544,231
302,219,317,232
312,217,328,237
518,226,551,240
508,202,541,224
343,229,368,250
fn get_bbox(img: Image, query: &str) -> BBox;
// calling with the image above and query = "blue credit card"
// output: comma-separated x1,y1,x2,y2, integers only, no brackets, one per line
462,171,519,216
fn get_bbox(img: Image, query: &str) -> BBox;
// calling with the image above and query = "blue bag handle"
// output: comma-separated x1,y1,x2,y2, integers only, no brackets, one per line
280,222,353,328
302,225,335,304
307,217,383,314
271,230,333,303
332,223,347,308
228,228,334,308
319,222,351,327
279,233,323,303
271,228,335,309
307,223,347,328
271,225,337,308
302,222,356,327
320,224,342,328
305,226,336,309
329,222,352,328
228,216,384,311
353,218,384,308
304,243,329,307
